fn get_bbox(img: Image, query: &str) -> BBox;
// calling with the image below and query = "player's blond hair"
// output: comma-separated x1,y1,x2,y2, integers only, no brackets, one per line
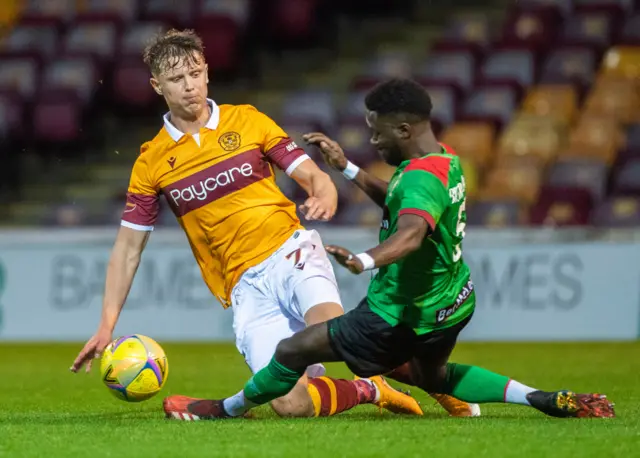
143,29,205,76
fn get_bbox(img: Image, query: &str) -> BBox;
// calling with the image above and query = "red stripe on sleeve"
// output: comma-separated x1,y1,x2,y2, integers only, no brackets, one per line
121,192,159,226
264,137,305,171
404,155,452,187
399,208,436,230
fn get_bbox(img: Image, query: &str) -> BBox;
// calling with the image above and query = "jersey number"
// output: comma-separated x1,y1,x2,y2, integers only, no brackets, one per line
452,199,466,262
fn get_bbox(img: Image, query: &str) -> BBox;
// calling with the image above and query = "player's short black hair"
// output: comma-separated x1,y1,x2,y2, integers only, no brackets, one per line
364,78,433,121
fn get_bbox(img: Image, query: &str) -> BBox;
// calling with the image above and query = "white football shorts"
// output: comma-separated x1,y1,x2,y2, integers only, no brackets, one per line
231,229,343,376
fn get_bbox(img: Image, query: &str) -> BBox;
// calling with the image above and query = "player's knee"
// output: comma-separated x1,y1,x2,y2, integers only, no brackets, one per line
274,337,301,368
270,390,314,418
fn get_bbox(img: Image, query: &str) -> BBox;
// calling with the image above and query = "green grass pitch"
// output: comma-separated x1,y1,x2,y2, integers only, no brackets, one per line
1,342,639,458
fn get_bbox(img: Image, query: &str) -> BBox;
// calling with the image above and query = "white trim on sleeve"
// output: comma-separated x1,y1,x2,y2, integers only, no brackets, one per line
285,154,310,176
121,220,155,232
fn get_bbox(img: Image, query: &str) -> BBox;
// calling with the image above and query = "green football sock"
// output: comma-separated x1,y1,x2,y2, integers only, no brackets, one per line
442,363,511,403
243,357,304,405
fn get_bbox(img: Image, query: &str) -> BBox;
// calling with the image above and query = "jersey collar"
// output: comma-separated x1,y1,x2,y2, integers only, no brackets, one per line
163,98,220,142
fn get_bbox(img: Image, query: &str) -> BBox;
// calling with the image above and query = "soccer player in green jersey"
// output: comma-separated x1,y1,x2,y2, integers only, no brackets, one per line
162,79,615,420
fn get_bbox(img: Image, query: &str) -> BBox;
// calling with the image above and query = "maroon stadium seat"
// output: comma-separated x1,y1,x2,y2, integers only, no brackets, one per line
574,0,633,17
33,91,82,143
140,0,195,28
75,0,139,25
351,51,413,90
112,58,156,109
478,49,536,90
416,51,476,92
334,121,378,167
423,84,460,133
339,91,368,123
511,0,573,17
545,158,609,201
0,93,25,139
19,0,76,27
498,10,560,52
612,158,640,195
0,57,39,101
194,17,240,72
617,13,640,45
119,22,167,57
460,85,518,129
280,90,336,131
62,22,118,63
269,0,318,41
431,15,491,57
592,196,640,227
529,186,593,226
466,199,524,227
40,58,99,106
539,47,596,95
558,12,615,52
0,24,59,61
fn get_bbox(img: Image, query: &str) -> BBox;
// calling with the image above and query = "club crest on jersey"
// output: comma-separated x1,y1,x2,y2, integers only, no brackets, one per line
219,132,241,152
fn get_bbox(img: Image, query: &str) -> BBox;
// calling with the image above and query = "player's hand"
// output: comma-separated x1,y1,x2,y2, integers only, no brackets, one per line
325,245,364,274
299,195,336,221
70,327,112,374
303,132,348,172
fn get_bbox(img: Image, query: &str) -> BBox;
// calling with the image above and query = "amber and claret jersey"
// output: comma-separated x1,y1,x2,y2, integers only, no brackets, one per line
121,100,309,307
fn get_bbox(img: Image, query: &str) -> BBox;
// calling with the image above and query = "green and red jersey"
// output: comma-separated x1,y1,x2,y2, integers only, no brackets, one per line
367,144,475,334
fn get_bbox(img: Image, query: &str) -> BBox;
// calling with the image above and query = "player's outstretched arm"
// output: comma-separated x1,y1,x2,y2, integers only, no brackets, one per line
70,226,150,373
327,213,428,274
289,159,338,221
304,132,388,208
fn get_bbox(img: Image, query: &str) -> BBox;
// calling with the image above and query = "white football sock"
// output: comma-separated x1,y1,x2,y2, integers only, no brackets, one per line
222,389,256,417
504,379,536,405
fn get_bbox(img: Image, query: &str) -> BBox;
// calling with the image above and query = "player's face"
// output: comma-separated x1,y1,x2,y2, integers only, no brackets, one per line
365,111,405,166
151,52,209,119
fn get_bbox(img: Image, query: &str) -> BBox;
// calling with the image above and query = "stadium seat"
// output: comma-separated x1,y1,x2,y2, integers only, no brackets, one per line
140,0,195,28
40,58,99,106
423,84,459,131
529,187,593,226
0,57,39,101
460,158,479,201
75,0,139,24
466,199,524,227
539,47,596,93
0,92,24,139
280,90,335,131
431,15,491,56
583,76,640,124
416,51,476,92
0,24,59,61
338,91,368,123
498,11,558,52
480,160,543,204
497,114,567,166
269,0,318,41
460,85,518,130
352,51,413,90
612,158,640,195
119,22,167,58
440,122,495,171
511,0,572,17
546,158,609,201
196,0,250,28
62,22,118,62
573,0,633,17
560,115,622,165
19,0,75,27
477,49,536,90
334,122,378,167
112,58,156,109
33,92,81,143
195,18,241,72
600,46,640,80
558,13,614,51
618,13,640,46
521,85,578,124
625,123,640,152
592,196,640,227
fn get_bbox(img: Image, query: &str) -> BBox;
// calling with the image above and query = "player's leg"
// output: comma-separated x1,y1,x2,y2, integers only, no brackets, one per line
406,314,615,418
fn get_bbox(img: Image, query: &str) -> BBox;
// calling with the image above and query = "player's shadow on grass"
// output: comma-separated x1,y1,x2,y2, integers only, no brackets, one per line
0,408,163,425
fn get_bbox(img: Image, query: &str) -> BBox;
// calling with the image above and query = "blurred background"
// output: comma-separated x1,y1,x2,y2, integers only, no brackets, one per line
0,0,639,342
0,0,638,228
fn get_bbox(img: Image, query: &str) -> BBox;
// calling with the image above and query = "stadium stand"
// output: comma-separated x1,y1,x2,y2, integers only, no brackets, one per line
0,0,638,228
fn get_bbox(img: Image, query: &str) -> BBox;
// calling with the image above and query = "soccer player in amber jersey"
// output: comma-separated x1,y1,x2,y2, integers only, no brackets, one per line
69,29,471,419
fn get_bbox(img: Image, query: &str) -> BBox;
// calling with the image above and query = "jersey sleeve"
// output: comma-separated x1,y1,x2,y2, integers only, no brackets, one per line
121,149,160,231
250,107,310,175
398,171,449,230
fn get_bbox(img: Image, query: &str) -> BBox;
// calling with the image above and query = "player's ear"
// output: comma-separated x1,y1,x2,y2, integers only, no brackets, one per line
150,77,162,96
396,123,412,140
205,64,209,84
